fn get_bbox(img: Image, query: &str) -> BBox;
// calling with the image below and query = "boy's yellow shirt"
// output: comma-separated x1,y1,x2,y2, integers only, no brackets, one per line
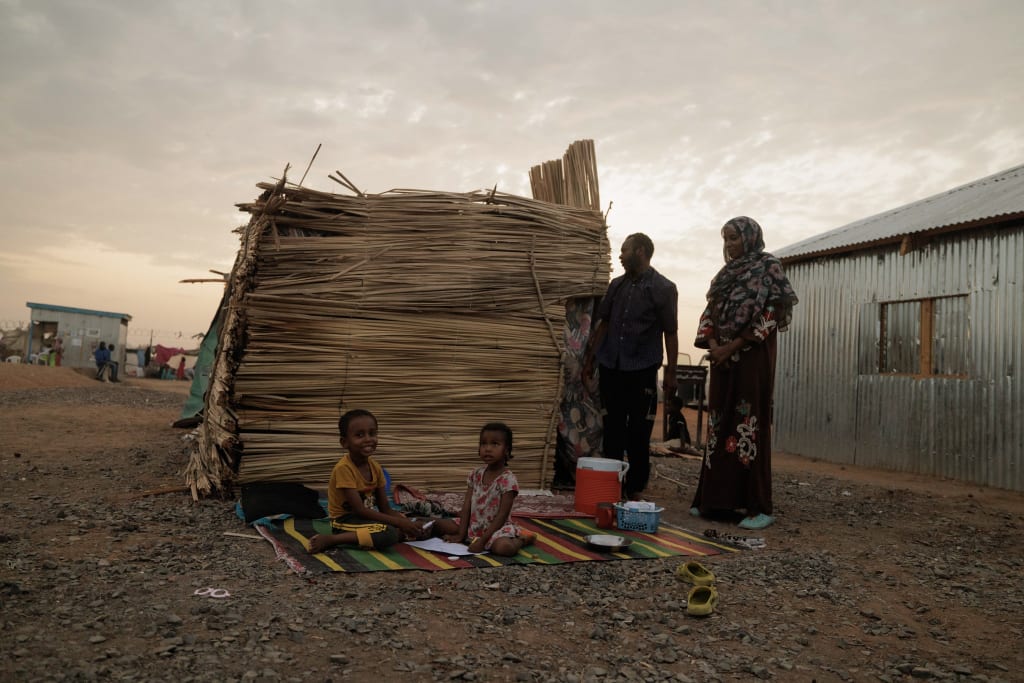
327,453,385,519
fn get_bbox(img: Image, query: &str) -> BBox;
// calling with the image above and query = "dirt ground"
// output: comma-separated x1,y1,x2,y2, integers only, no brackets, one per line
1,364,1022,682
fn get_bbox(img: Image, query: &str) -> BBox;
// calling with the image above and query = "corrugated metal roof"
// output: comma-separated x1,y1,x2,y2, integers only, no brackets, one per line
26,302,132,320
776,162,1024,260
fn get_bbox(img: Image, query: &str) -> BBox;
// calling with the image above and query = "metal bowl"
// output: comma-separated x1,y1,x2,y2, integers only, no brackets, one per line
584,534,633,552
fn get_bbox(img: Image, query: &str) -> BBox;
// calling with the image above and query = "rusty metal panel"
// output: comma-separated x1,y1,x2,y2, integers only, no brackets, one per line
774,226,1024,492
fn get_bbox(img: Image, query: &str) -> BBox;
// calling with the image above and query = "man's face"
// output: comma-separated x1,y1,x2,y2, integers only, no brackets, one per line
619,238,642,274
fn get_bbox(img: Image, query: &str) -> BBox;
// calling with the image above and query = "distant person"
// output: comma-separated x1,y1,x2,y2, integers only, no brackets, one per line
51,337,63,367
583,232,679,501
176,356,186,381
306,409,425,554
431,422,537,556
93,342,109,380
690,217,798,530
104,343,121,383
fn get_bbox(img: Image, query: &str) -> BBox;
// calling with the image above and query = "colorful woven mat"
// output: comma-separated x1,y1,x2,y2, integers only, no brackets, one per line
256,516,740,574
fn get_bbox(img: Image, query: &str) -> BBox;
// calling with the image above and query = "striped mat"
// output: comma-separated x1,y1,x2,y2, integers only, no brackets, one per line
256,516,739,574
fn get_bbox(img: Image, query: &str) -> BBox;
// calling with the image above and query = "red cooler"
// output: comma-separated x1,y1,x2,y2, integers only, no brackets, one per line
574,457,629,515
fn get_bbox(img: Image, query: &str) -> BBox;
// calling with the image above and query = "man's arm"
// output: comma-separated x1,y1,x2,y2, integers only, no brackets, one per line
663,331,678,399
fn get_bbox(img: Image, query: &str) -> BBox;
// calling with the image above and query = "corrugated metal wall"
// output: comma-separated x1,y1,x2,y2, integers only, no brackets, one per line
775,225,1023,492
27,309,128,370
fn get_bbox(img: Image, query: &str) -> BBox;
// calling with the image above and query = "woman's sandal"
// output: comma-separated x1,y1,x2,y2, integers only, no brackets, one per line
738,513,775,530
676,560,716,586
686,585,719,617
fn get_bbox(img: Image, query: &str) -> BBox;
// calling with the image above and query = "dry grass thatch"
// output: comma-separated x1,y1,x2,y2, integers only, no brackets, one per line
186,140,609,498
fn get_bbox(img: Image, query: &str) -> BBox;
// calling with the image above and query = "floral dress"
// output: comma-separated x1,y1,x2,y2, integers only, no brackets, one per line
464,466,525,549
556,298,604,483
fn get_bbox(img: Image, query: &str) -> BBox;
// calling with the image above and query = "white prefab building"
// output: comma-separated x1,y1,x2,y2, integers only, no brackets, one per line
26,302,132,371
773,164,1024,492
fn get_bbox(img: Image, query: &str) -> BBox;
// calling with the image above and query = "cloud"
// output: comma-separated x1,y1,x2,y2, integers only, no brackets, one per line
0,0,1022,347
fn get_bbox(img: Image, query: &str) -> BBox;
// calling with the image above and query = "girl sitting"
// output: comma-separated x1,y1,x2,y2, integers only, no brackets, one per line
432,422,536,556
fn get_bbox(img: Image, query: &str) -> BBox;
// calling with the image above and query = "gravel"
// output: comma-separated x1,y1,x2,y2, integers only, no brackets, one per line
2,385,1023,682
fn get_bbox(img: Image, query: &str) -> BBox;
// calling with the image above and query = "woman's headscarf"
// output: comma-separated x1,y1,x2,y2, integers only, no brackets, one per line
705,216,798,340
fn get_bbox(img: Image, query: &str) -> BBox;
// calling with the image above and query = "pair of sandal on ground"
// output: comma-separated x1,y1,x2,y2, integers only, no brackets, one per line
677,560,719,617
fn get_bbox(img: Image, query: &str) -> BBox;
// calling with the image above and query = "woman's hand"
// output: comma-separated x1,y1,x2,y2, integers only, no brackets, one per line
708,344,734,366
467,537,486,553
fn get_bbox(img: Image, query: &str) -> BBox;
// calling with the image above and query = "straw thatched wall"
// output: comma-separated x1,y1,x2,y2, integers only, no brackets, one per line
186,143,610,498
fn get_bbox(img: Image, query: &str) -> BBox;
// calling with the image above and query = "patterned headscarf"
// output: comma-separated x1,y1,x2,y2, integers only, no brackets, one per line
705,216,798,340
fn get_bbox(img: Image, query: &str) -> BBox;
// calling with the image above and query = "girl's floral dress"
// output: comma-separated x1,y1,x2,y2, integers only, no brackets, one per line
463,466,525,549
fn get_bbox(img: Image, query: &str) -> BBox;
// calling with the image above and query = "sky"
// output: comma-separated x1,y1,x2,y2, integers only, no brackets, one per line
1,0,1022,358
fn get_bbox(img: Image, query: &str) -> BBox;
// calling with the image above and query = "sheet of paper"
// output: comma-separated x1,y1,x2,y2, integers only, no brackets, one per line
405,537,483,556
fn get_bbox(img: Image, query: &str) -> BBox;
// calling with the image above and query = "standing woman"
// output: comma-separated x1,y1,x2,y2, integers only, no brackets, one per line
691,217,798,530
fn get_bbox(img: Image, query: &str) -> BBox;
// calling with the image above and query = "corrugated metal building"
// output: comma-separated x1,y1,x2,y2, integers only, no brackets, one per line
26,302,132,371
774,164,1024,492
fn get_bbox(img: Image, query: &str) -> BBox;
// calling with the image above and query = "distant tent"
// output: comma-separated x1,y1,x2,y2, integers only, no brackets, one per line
153,344,186,367
175,297,224,427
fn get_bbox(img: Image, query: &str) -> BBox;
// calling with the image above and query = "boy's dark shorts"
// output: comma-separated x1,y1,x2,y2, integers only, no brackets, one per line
312,515,401,550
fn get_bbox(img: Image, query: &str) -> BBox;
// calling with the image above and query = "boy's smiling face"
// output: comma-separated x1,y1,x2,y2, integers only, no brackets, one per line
341,415,378,462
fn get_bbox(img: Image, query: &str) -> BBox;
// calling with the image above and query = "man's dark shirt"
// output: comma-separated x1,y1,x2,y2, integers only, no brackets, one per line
595,266,677,371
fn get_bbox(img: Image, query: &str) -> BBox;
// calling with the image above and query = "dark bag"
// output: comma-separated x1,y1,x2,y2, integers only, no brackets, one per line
240,482,325,523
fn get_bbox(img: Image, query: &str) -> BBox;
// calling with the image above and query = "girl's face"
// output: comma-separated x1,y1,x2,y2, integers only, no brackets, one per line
723,225,744,261
341,415,378,461
478,429,509,466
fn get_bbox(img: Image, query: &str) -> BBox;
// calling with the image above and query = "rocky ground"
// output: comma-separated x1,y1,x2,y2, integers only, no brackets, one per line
1,365,1022,682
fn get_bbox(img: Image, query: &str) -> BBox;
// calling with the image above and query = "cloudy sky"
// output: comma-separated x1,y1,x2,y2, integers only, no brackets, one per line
2,0,1022,358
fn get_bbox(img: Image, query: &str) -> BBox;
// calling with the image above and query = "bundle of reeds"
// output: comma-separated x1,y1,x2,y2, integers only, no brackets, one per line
530,139,600,211
185,142,610,498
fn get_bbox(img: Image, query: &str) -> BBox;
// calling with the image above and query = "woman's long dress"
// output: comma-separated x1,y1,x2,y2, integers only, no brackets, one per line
691,315,778,517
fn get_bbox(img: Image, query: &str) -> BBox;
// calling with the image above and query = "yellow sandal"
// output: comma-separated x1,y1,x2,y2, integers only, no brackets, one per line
686,585,719,617
676,560,716,586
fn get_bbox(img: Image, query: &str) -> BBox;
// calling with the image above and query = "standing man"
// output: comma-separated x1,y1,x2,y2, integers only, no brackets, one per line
583,233,678,501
